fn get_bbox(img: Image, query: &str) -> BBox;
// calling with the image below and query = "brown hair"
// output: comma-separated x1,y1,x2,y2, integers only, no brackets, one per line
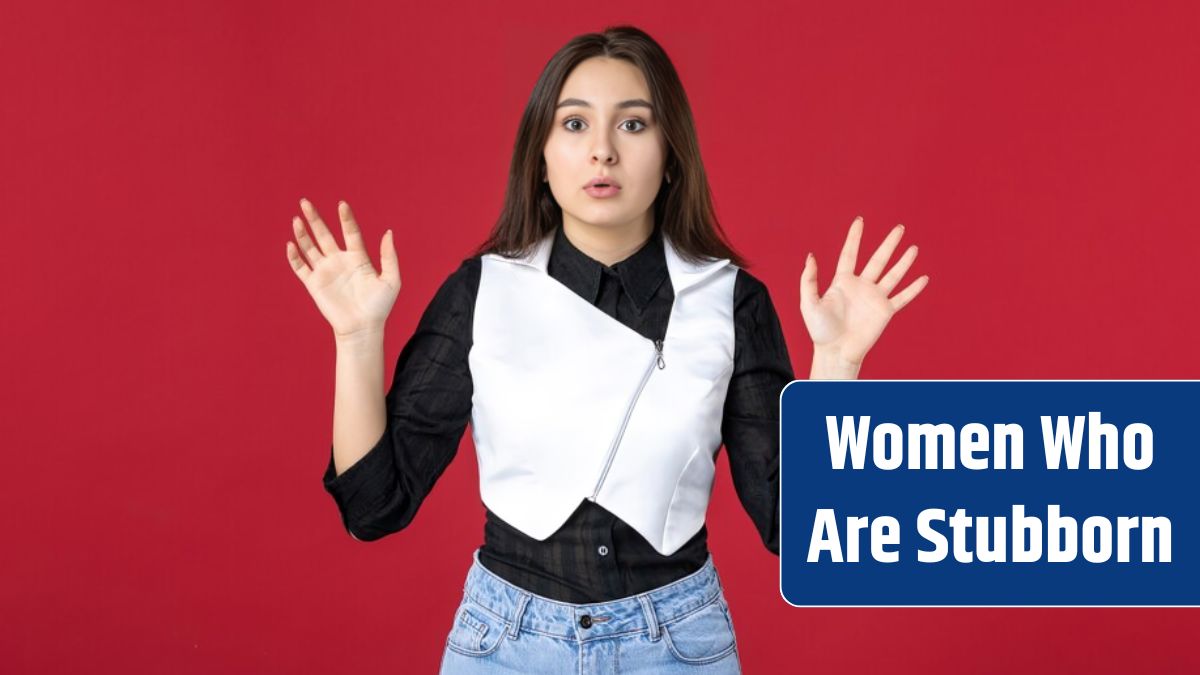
473,25,747,268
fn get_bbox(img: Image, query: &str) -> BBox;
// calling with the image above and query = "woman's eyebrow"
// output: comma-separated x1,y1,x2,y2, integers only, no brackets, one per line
556,98,654,112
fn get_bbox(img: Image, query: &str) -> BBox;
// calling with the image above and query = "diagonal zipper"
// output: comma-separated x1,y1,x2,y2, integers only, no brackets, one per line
590,339,666,499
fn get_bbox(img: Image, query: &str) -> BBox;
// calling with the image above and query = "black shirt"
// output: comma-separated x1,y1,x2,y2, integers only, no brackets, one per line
322,224,795,603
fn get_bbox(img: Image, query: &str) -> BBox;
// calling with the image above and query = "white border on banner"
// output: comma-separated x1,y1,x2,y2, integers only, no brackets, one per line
776,379,1200,608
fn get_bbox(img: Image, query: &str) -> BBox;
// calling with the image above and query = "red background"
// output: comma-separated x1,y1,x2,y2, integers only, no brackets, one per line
2,1,1198,672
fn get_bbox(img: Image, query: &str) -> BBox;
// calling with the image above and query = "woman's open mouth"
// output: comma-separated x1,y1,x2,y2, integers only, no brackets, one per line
583,185,621,198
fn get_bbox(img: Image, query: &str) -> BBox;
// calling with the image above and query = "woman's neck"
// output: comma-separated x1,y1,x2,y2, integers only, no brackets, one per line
561,214,655,267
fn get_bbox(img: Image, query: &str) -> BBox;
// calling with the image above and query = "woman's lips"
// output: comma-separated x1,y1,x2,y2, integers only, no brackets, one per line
583,185,621,198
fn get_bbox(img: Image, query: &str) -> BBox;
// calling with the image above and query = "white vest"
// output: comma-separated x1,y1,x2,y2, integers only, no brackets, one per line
468,232,738,555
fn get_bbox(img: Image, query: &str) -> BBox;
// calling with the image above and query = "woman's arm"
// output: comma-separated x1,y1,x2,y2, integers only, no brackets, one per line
724,217,929,553
809,345,862,380
322,258,480,541
722,270,794,556
285,199,480,542
331,328,387,477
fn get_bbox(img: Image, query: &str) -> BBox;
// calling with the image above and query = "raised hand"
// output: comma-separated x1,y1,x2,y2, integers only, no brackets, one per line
799,216,928,366
285,198,401,339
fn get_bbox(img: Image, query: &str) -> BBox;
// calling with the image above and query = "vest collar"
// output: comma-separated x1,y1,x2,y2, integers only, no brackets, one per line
499,229,733,294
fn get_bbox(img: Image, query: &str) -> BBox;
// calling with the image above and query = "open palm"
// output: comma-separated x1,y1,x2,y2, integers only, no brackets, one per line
800,216,929,365
285,199,401,338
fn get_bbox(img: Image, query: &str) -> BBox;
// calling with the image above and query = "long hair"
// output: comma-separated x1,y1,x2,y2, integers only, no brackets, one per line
474,25,747,268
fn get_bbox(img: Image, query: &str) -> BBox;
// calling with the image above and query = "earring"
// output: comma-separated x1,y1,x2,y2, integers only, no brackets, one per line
665,172,672,184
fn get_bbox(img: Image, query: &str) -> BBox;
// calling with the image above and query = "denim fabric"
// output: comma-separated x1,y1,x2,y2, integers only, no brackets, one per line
439,549,742,674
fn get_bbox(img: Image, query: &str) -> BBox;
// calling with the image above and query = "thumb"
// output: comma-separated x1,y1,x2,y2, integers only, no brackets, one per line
379,230,402,289
799,252,819,310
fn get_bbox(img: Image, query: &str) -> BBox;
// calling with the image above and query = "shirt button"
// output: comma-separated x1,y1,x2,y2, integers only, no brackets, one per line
597,545,609,556
579,614,593,629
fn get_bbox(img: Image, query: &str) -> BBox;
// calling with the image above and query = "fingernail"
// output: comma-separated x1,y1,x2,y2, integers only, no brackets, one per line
339,200,347,208
855,215,863,223
300,197,309,207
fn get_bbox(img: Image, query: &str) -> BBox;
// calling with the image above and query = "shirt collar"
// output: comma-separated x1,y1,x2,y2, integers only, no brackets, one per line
548,224,669,313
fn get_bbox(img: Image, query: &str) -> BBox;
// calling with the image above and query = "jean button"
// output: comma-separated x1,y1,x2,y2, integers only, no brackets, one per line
579,614,593,629
597,545,609,556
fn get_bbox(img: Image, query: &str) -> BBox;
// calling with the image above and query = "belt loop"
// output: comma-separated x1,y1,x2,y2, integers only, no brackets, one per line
508,592,531,640
637,595,660,641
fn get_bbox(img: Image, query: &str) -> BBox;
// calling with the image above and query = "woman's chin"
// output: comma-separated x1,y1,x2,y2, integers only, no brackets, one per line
567,207,644,230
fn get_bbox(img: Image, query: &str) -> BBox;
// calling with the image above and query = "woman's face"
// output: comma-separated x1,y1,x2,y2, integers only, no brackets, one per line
544,57,667,234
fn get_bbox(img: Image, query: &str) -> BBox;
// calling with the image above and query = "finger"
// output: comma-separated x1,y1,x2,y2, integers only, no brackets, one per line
878,245,918,295
379,229,402,288
889,275,929,312
299,198,342,256
860,224,905,283
338,201,368,253
835,216,864,276
799,252,819,309
285,240,312,282
293,215,323,265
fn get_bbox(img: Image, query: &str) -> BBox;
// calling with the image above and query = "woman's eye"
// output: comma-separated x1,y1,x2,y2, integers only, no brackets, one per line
562,118,648,133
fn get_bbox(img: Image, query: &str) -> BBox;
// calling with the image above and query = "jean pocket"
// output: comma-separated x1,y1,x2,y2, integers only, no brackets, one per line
444,595,510,658
660,596,738,665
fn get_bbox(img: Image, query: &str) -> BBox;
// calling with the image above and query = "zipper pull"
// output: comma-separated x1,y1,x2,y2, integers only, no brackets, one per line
654,339,666,369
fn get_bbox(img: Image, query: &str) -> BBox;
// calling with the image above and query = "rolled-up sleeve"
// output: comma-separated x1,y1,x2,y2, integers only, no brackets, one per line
322,257,480,541
721,269,795,556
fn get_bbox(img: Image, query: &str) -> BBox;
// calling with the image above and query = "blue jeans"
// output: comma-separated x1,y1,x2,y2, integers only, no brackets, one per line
439,549,742,674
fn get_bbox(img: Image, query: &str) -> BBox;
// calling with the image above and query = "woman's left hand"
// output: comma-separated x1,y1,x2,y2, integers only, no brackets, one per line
800,216,929,366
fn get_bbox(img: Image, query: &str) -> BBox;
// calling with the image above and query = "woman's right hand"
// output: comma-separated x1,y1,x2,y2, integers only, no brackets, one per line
286,198,401,339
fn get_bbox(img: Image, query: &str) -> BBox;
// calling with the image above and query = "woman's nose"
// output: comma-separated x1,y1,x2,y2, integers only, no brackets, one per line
592,148,616,164
591,137,616,164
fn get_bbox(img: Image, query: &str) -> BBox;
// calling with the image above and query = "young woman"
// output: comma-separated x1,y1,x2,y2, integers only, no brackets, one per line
286,25,927,675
